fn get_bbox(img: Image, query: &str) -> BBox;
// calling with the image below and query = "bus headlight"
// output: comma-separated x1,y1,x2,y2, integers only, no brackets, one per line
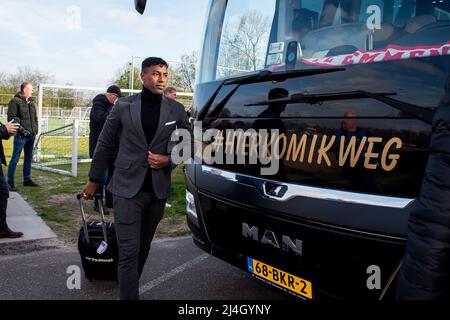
186,190,199,227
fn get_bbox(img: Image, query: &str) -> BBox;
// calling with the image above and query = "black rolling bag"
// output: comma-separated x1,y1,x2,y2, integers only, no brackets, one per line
77,194,118,281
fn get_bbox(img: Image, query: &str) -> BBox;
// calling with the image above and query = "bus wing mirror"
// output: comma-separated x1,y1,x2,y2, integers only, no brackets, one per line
135,0,147,14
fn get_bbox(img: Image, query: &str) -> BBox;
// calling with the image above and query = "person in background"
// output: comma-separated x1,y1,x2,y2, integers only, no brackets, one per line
6,81,39,191
163,86,177,100
89,85,123,212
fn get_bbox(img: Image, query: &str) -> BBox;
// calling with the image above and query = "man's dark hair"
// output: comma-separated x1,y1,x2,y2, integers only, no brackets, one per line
141,57,169,72
20,81,32,93
106,85,123,97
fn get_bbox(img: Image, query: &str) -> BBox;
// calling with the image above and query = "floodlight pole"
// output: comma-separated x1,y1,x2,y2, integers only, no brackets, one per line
130,56,135,93
128,61,133,91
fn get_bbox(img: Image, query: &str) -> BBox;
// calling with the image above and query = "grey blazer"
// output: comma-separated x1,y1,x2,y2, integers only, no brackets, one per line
89,92,190,200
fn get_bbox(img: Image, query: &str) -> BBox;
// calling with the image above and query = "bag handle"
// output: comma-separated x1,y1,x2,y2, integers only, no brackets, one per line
76,193,108,244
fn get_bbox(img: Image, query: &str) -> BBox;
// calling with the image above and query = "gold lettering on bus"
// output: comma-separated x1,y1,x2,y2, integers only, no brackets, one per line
339,135,368,167
286,134,307,162
317,135,336,166
308,135,318,164
364,137,383,170
274,133,287,160
381,137,402,171
205,129,404,172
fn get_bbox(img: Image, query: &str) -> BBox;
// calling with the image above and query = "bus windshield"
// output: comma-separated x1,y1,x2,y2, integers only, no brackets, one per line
197,0,450,83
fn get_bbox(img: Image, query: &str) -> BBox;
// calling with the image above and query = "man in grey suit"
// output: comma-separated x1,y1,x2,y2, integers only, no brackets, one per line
82,57,190,300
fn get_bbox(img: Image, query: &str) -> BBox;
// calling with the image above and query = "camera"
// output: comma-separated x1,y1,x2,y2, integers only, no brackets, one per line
11,117,31,137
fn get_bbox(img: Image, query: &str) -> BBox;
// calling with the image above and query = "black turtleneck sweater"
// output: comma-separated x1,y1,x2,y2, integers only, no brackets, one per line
140,86,162,193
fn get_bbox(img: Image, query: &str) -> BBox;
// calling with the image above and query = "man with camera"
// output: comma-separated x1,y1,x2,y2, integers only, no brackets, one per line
0,120,23,239
7,81,39,191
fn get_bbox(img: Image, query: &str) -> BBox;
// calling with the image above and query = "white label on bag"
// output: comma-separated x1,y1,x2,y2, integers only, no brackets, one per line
97,241,108,254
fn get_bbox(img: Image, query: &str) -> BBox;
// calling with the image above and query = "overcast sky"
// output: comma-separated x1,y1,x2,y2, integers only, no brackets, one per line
0,0,209,87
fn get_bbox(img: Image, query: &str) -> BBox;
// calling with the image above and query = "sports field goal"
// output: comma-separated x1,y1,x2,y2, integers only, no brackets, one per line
32,120,90,177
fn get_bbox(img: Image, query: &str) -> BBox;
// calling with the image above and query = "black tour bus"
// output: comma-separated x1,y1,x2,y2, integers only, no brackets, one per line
139,0,450,300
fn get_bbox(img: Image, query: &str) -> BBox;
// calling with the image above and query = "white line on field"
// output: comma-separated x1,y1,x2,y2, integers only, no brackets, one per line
139,253,209,295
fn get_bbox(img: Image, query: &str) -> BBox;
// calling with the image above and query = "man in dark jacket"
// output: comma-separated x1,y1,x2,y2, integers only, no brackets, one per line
7,81,39,191
396,75,450,300
0,120,23,239
89,85,122,210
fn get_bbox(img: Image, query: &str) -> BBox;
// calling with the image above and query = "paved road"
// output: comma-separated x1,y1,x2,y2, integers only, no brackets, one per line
0,236,289,300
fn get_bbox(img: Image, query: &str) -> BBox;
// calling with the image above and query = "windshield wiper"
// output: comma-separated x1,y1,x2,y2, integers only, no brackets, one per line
225,67,346,85
246,90,396,105
245,90,435,124
198,67,346,120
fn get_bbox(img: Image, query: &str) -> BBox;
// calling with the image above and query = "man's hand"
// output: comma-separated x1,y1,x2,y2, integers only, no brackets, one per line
148,151,170,169
81,181,98,200
5,121,19,136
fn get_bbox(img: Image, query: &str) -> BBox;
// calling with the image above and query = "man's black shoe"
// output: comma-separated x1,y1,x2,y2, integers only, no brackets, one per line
0,228,23,239
23,180,39,187
8,184,17,192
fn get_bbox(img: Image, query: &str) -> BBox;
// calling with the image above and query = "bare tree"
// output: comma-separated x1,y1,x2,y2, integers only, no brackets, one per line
168,66,182,90
219,11,270,78
0,72,7,87
0,67,54,108
6,66,53,90
172,52,197,92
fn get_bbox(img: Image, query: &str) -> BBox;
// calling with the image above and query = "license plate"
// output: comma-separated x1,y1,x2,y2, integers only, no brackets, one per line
247,257,313,300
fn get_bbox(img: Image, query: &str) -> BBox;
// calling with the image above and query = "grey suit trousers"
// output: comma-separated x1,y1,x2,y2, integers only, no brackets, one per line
113,192,165,300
